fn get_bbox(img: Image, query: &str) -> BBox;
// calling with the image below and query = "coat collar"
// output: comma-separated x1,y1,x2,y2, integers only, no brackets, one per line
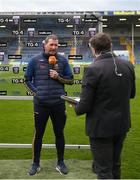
94,52,116,62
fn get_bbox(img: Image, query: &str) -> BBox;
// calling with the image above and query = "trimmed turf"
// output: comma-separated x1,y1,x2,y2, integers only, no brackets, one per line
0,65,140,178
0,159,96,179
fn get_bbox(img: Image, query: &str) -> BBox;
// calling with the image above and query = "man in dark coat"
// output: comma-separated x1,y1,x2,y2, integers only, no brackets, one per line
74,33,136,179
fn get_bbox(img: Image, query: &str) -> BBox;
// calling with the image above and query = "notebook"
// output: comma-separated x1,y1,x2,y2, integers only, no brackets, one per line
61,95,79,104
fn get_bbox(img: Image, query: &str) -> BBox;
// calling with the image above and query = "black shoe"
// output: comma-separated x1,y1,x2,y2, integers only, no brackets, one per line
56,161,68,175
28,163,41,176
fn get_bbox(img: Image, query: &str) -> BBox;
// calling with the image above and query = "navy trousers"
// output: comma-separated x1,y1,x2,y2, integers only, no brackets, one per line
33,103,66,165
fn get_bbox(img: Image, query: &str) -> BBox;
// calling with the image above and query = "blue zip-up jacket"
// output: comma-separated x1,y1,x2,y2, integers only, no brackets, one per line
24,52,74,106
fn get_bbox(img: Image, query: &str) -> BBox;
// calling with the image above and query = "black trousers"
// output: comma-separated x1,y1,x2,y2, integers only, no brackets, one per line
33,103,66,165
89,134,126,179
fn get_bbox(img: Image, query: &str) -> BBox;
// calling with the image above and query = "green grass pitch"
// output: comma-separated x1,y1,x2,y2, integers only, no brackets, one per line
0,65,140,178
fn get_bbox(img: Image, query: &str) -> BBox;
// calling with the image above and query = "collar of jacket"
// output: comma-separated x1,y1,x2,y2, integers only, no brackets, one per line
95,52,116,62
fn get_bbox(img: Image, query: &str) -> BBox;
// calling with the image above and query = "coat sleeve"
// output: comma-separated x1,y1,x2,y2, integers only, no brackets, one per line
130,64,136,99
74,66,98,115
24,59,37,96
57,59,74,85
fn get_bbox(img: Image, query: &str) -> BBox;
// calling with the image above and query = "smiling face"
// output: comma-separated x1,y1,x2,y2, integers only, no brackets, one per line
44,39,59,55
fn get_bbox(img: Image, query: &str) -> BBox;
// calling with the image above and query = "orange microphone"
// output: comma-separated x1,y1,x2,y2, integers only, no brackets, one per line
48,56,58,78
48,56,57,65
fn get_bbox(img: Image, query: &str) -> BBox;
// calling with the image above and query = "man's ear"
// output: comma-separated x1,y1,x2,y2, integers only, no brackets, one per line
42,40,45,51
111,43,113,51
91,48,96,57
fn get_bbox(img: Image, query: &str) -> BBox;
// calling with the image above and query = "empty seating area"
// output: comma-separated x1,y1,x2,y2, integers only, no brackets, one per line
1,23,140,64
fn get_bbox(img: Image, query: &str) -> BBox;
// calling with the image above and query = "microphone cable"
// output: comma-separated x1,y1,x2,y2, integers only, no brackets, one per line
107,52,123,77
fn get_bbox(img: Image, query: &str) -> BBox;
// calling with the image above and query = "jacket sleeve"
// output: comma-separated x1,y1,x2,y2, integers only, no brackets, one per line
24,59,37,96
57,59,74,85
130,64,136,99
74,66,97,115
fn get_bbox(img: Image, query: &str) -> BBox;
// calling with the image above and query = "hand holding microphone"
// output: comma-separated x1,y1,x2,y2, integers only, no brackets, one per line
48,56,58,79
49,69,58,79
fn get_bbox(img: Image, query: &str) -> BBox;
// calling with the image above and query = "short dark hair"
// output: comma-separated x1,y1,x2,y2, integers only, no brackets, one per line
45,34,58,43
89,33,111,54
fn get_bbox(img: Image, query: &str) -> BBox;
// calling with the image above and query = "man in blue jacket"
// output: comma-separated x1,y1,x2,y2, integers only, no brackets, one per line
24,34,74,175
73,33,136,179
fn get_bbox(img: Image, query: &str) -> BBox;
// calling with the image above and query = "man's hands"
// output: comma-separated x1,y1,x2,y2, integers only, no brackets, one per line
69,103,76,108
50,69,74,85
49,69,59,79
